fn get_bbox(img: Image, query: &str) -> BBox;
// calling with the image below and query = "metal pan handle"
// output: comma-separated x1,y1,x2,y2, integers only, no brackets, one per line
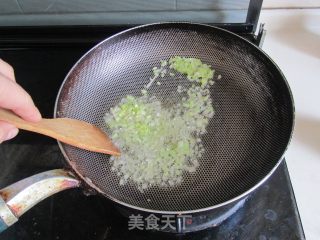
0,169,80,232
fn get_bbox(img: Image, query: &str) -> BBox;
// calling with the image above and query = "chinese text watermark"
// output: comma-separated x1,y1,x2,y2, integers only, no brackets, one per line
128,214,192,231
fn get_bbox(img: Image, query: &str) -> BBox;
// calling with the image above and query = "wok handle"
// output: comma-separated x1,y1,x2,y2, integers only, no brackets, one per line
0,169,80,233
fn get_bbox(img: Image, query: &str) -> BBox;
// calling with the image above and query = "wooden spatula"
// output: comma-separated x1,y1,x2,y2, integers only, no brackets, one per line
0,109,120,156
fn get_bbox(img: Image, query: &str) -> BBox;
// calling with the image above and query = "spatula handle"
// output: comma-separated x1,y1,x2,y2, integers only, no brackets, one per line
0,108,120,156
0,108,66,142
0,108,40,132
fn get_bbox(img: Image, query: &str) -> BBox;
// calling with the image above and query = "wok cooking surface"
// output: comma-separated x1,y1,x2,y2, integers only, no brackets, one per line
55,23,293,213
0,28,304,239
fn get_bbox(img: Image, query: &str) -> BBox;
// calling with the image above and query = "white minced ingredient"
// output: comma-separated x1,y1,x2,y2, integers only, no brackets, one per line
104,57,216,191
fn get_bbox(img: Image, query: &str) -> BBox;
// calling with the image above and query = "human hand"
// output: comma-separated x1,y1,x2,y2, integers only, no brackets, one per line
0,59,41,143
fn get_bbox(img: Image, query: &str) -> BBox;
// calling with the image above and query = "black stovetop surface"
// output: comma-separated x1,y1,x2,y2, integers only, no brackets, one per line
0,29,304,240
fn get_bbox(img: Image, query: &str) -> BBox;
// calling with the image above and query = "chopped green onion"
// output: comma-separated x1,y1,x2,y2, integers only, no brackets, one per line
105,56,217,191
169,56,215,87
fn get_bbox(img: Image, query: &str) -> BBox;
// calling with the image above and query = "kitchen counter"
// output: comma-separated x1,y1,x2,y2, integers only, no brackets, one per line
259,8,320,240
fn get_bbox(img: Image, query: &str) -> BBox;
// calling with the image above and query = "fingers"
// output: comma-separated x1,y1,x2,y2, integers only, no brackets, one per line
0,74,41,122
0,59,40,143
0,121,19,143
0,59,15,82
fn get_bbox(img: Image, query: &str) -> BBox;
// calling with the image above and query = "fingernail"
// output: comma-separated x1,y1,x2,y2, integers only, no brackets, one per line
33,108,42,121
27,108,42,122
4,128,19,141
